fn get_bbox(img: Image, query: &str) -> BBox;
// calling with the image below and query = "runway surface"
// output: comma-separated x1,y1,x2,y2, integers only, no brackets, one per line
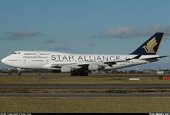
1,93,170,98
1,84,170,97
1,84,170,89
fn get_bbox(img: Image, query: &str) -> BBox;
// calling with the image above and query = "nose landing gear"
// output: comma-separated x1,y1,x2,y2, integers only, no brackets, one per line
17,68,22,76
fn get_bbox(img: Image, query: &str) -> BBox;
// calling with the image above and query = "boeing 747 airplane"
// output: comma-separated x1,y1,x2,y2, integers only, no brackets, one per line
1,32,167,76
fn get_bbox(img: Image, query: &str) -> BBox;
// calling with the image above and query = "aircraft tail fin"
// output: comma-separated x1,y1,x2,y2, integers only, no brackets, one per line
131,32,164,55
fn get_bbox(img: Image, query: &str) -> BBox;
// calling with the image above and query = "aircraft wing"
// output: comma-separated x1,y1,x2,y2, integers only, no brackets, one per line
103,59,126,65
141,55,168,61
43,60,119,70
76,59,125,67
44,58,136,69
43,55,145,70
103,55,141,65
71,55,167,68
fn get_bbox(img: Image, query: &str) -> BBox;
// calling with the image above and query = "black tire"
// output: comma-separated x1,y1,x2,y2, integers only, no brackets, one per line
71,71,88,76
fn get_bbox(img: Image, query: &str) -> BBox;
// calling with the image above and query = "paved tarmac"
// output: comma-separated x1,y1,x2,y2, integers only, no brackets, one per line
0,92,170,98
0,84,170,89
0,84,170,97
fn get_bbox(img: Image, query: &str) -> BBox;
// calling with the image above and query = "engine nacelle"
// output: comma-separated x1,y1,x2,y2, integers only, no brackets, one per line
61,66,71,72
88,64,104,71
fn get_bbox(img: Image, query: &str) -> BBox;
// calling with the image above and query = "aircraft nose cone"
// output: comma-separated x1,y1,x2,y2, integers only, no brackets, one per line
1,58,7,64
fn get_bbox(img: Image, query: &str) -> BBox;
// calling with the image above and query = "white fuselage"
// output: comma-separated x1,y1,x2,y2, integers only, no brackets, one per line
1,51,159,71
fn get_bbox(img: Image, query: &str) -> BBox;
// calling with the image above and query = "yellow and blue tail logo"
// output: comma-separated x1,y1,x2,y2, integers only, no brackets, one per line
143,37,157,54
131,32,164,55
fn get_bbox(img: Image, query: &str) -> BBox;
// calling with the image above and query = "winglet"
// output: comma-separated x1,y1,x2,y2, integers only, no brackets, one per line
131,32,164,55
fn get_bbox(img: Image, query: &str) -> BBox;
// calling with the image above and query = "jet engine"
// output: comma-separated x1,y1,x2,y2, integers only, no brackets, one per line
88,64,104,71
61,66,72,72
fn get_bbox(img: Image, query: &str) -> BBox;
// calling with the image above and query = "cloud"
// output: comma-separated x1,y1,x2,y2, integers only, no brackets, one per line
96,25,170,38
1,30,42,40
43,40,56,44
53,47,74,52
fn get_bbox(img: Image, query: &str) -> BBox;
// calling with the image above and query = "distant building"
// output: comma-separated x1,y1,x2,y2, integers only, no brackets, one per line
157,71,164,75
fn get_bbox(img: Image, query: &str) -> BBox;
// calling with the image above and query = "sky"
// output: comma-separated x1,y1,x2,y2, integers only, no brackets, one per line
0,0,170,70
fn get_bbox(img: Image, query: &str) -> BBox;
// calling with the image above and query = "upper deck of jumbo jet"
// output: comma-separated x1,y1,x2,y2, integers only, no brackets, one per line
12,51,132,56
13,51,71,55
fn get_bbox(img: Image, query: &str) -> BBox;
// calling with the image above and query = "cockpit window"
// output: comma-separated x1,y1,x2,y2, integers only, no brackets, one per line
13,52,21,54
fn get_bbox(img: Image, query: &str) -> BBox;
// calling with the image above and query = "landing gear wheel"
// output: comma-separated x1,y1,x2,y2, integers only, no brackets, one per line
17,71,22,76
71,71,88,76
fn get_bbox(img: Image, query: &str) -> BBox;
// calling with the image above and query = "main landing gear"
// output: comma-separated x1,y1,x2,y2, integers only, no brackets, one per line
71,70,89,76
